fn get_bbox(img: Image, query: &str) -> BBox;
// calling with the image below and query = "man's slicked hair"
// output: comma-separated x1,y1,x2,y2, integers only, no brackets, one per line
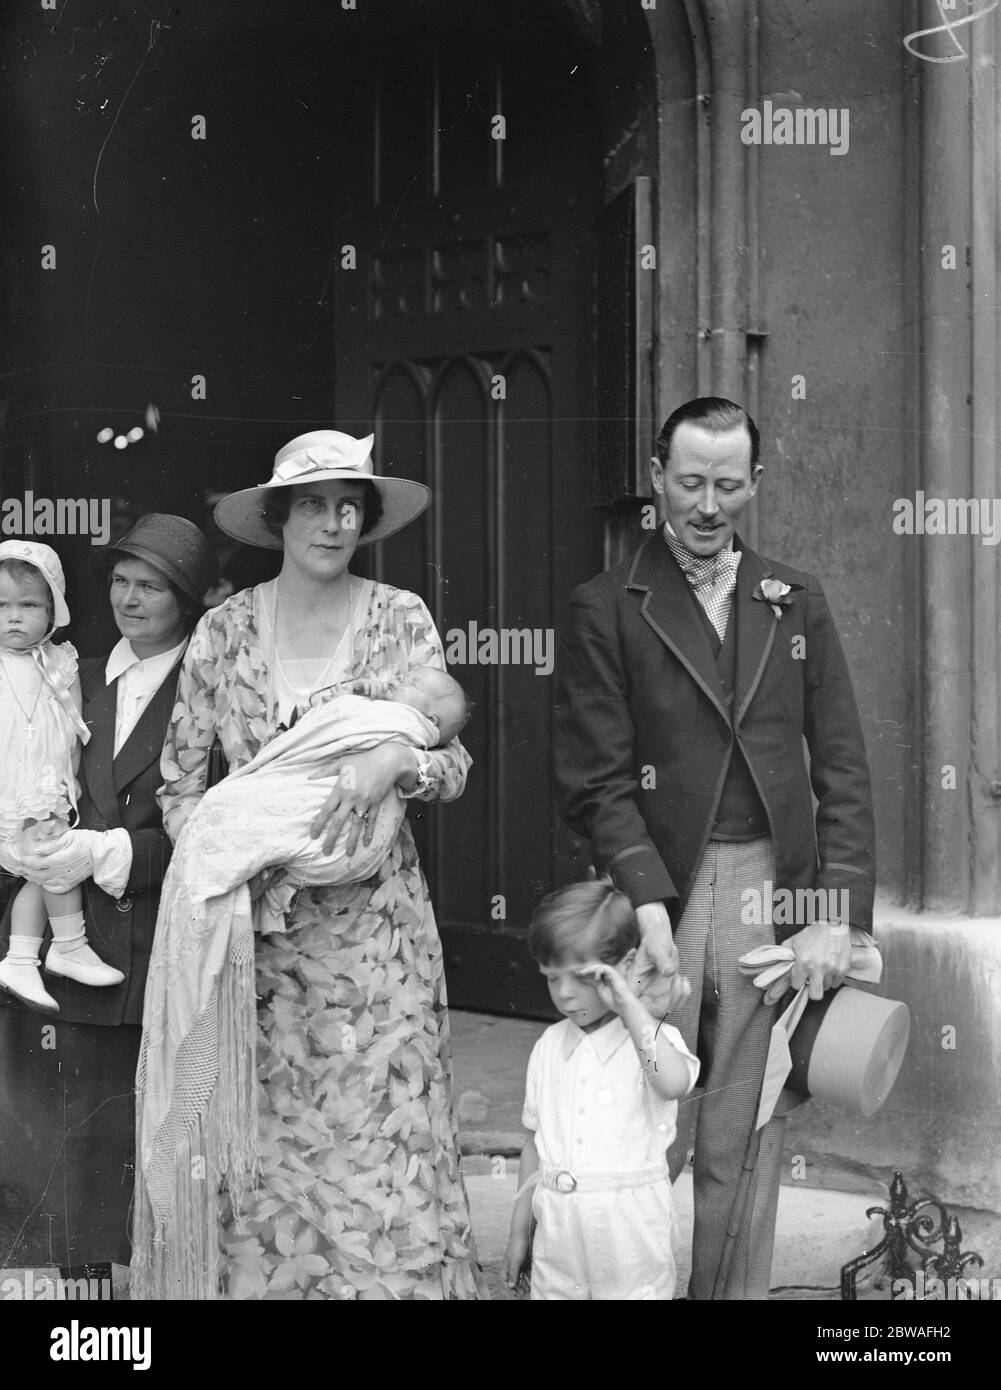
655,397,760,469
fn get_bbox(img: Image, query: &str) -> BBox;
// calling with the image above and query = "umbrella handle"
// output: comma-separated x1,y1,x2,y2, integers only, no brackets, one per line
711,1123,764,1299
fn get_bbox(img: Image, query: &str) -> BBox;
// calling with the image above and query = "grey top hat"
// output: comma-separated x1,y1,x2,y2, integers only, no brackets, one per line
105,514,219,607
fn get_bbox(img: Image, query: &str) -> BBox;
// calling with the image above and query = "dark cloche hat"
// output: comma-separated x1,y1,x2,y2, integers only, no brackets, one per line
105,513,219,606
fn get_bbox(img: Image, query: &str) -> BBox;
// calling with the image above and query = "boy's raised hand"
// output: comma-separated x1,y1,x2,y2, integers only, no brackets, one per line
574,961,636,1013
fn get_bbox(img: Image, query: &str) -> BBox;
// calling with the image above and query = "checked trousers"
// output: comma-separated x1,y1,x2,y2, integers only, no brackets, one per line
668,838,780,1300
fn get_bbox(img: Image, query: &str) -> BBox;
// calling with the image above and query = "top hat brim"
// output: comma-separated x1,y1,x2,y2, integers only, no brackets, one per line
213,473,431,549
787,986,911,1117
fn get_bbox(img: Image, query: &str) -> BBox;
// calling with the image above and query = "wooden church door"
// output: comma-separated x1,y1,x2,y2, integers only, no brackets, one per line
331,4,603,1014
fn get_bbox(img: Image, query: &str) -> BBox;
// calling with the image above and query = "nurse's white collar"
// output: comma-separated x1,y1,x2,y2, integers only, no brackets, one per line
105,635,188,683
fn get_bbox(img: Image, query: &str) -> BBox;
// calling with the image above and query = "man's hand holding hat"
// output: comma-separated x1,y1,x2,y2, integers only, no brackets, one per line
785,920,854,1001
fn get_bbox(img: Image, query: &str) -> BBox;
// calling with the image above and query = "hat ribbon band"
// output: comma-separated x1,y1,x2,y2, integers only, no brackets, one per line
273,449,368,482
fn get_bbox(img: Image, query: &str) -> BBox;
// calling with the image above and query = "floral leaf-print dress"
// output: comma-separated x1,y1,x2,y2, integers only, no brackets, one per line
158,580,487,1300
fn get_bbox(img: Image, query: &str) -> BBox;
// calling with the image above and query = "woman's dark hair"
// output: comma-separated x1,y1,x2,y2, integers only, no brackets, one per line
259,480,384,542
529,879,639,967
0,559,54,624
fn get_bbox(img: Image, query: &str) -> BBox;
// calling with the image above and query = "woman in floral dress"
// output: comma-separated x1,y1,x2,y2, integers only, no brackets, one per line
135,430,486,1300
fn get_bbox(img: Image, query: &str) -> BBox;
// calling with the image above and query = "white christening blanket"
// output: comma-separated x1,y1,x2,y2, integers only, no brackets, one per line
132,692,436,1299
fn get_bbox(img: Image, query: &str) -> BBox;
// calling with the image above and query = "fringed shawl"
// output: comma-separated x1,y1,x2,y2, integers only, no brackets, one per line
130,694,435,1299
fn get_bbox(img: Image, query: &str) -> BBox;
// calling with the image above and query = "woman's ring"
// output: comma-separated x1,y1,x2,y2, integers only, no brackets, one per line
352,810,365,819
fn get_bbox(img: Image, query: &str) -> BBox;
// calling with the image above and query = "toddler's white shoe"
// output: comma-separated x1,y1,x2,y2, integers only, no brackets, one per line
45,943,125,988
0,956,59,1014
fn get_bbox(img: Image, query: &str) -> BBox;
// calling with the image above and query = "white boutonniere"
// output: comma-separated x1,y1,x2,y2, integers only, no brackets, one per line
752,576,798,620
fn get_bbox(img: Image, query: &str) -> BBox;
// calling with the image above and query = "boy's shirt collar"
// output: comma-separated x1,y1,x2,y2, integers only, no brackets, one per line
562,1014,630,1063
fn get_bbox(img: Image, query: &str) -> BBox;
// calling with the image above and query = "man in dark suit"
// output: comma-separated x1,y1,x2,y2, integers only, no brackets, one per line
555,397,875,1299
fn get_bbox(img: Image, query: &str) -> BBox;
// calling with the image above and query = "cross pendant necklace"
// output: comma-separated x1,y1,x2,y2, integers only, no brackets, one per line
0,655,42,737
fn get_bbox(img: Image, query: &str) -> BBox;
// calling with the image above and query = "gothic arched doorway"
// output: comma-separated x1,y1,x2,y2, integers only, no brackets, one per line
331,2,604,1012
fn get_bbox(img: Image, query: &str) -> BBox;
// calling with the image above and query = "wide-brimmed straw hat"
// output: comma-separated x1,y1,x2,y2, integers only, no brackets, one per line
213,430,430,549
104,514,219,607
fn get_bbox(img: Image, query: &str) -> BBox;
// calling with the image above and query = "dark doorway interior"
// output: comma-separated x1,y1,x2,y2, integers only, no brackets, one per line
332,7,604,1013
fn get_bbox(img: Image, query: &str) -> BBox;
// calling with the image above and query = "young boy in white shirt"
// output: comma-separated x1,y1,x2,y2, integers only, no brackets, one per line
504,879,699,1300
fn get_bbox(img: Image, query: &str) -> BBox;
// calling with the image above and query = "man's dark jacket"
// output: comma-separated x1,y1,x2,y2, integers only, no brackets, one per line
555,534,876,941
0,652,179,1025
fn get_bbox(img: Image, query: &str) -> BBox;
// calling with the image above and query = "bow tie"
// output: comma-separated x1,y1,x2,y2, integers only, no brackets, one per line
665,530,742,590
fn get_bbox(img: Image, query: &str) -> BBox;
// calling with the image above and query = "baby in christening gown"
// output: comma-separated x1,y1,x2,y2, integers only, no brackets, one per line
0,541,124,1015
133,671,470,1287
161,665,469,933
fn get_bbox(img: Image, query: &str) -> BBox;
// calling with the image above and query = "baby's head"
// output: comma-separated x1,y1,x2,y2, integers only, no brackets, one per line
529,879,639,1028
392,666,470,744
0,559,56,651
